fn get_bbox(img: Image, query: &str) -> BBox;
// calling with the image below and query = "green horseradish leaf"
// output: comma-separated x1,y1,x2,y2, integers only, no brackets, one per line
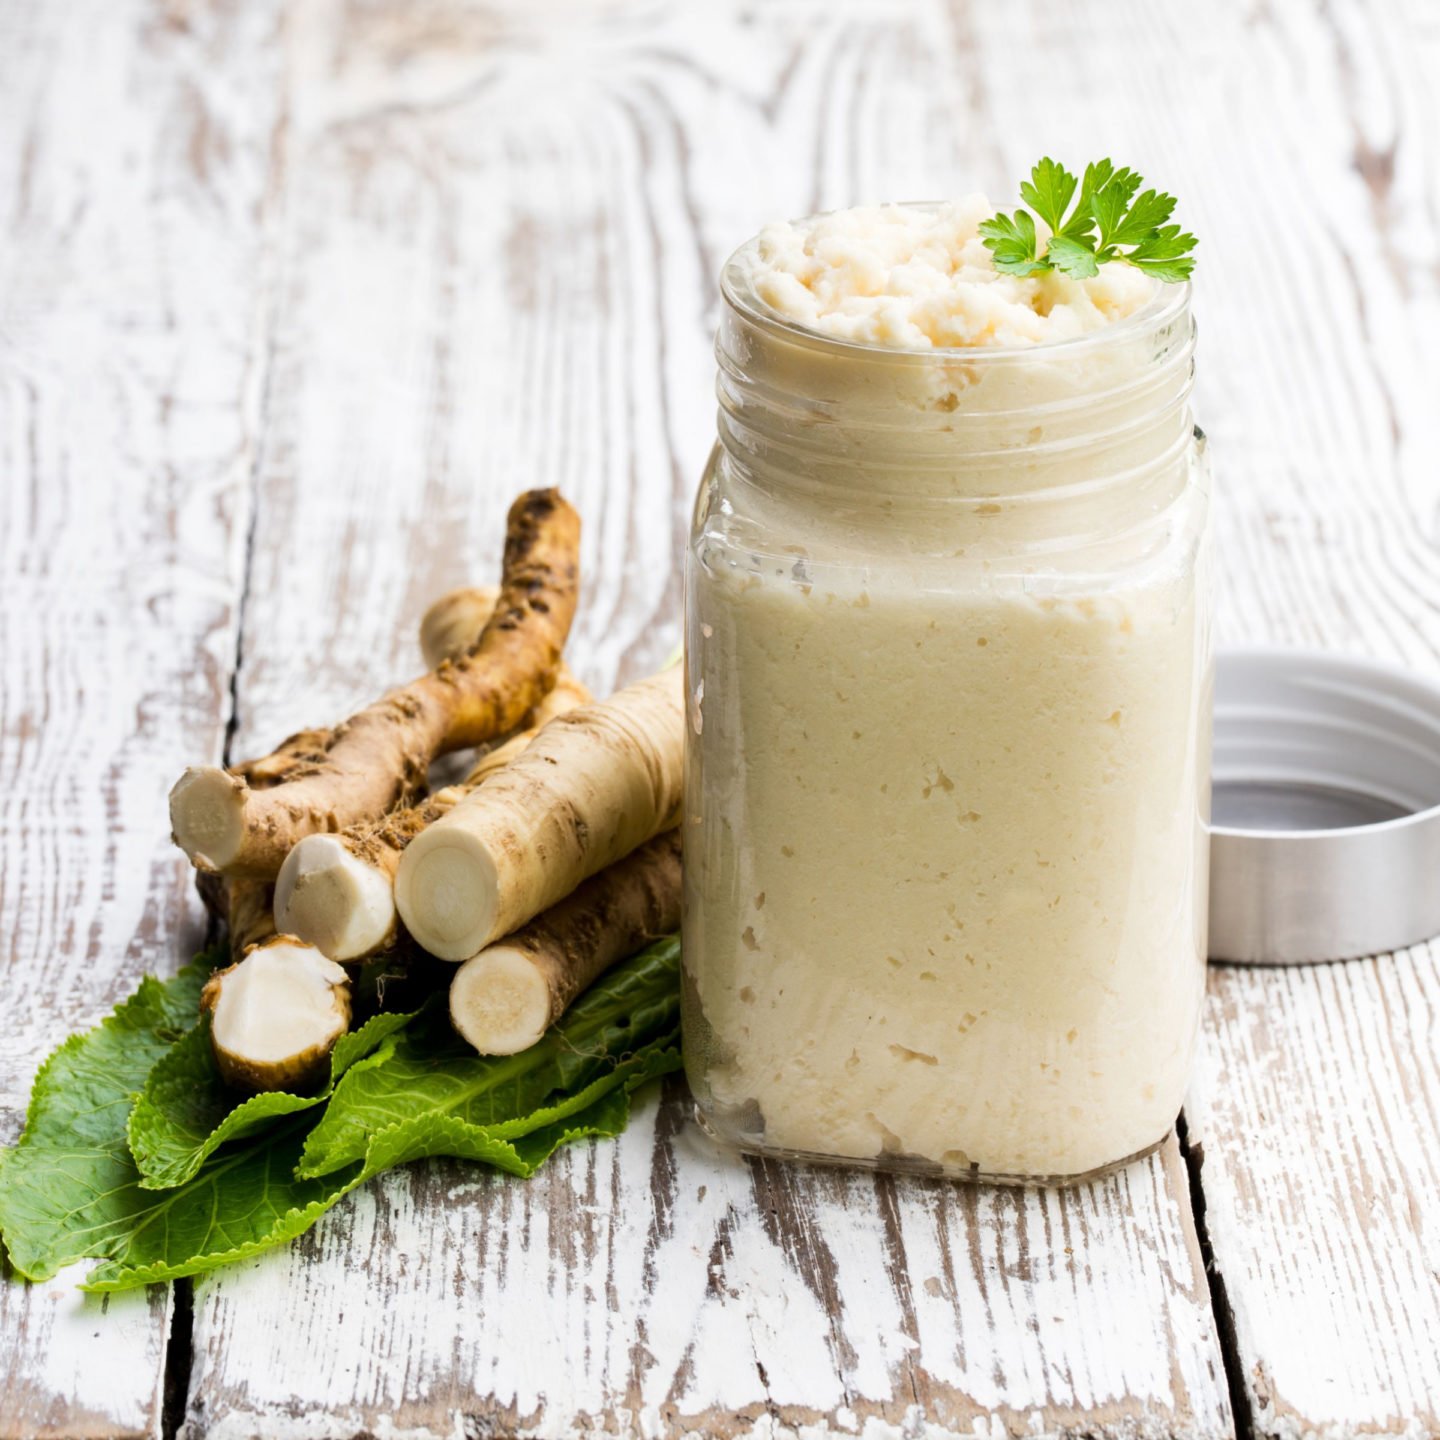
0,937,682,1290
297,934,683,1178
0,948,222,1281
79,1058,669,1292
126,1009,417,1190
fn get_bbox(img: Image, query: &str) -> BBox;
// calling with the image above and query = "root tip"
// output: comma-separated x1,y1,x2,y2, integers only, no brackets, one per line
450,947,551,1055
170,766,247,871
274,835,396,962
395,829,499,961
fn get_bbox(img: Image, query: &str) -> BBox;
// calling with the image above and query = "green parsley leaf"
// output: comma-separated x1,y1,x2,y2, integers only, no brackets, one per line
1127,223,1199,281
1044,235,1101,280
980,157,1197,284
1018,157,1078,235
1065,158,1115,239
976,209,1049,276
1089,166,1141,252
1108,188,1176,247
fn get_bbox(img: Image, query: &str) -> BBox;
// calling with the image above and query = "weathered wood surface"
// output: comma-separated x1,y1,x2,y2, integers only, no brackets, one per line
0,0,279,1434
190,1088,1227,1439
178,0,1230,1436
4,0,1440,1436
1190,949,1440,1440
1165,0,1440,1434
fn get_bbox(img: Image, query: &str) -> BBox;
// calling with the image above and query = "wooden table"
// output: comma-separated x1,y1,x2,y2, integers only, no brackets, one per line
3,1,1438,1435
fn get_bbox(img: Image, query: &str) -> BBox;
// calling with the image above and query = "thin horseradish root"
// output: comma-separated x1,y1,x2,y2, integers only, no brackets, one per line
451,828,682,1054
397,665,685,960
169,489,581,878
196,870,279,957
275,670,592,962
413,582,593,790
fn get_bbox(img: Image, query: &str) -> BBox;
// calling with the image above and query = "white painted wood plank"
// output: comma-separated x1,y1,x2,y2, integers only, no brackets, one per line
183,2,1230,1435
1190,948,1440,1440
949,1,1440,1431
189,1086,1227,1439
0,0,283,1433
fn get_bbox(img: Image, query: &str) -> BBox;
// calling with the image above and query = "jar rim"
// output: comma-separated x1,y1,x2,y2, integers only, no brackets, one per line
719,206,1192,366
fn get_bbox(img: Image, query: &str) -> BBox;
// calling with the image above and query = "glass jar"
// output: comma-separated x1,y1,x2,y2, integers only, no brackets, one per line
681,224,1212,1184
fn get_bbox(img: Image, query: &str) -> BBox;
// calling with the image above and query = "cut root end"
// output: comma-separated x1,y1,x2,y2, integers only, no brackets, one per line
394,830,499,961
449,946,553,1055
201,938,351,1092
170,767,247,871
274,834,397,962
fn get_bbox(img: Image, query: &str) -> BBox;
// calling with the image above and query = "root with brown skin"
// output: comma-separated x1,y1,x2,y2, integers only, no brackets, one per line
396,665,684,961
417,585,498,671
169,489,581,878
197,875,352,1092
274,669,593,962
450,829,681,1054
273,582,592,961
201,941,351,1093
196,872,279,956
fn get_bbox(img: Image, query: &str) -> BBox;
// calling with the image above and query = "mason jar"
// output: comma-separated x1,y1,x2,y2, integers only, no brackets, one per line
682,220,1212,1183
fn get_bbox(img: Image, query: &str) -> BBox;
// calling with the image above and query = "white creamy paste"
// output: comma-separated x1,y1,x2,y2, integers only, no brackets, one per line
750,198,1156,350
684,199,1209,1179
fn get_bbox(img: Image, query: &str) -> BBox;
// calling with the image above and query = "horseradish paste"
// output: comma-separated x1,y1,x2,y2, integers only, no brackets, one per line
682,200,1211,1180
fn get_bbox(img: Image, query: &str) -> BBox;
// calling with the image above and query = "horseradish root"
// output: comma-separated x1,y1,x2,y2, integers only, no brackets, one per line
201,940,352,1092
267,582,505,962
396,665,685,961
176,735,335,887
195,871,281,956
418,585,498,671
415,582,597,773
450,829,682,1054
419,581,594,778
274,669,593,962
169,489,581,878
196,871,352,1090
460,668,592,784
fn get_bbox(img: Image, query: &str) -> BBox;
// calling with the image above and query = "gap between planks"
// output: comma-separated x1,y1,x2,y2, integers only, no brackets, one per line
1177,1111,1254,1440
171,0,1226,1428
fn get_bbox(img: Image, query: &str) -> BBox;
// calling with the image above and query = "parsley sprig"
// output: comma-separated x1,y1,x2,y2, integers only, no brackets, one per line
979,158,1197,283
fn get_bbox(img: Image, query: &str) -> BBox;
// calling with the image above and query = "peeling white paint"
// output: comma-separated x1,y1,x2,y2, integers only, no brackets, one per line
0,0,282,1430
11,0,1440,1437
182,3,1236,1436
1192,947,1440,1437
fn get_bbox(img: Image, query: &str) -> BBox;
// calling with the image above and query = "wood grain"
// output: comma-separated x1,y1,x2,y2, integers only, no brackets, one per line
1077,0,1440,1433
0,0,282,1433
5,0,1438,1434
934,1,1440,1432
188,1086,1228,1439
1190,947,1440,1440
179,1,1230,1435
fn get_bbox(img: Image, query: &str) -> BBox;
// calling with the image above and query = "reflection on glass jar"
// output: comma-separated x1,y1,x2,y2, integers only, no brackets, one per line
682,220,1213,1183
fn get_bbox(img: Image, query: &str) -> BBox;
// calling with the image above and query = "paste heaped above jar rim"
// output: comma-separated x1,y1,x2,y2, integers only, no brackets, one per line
727,198,1187,360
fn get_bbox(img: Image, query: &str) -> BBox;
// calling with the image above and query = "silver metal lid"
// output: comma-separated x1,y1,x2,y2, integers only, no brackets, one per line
1209,648,1440,964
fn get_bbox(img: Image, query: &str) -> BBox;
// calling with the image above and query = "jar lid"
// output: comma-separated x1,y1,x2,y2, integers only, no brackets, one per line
1209,648,1440,963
